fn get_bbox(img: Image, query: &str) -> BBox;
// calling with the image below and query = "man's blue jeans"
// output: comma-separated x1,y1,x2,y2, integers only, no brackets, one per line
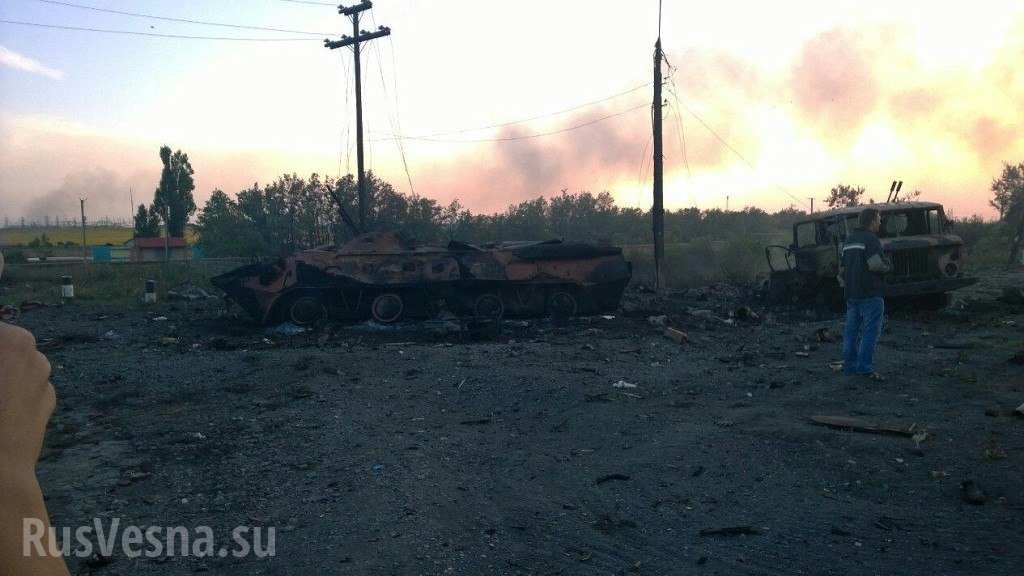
842,297,884,374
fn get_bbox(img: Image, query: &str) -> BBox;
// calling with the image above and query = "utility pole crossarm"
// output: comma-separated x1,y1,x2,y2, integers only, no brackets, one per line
339,1,373,16
324,27,390,49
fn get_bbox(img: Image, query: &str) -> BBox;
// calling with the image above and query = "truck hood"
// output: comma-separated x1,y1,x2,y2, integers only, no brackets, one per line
880,234,963,250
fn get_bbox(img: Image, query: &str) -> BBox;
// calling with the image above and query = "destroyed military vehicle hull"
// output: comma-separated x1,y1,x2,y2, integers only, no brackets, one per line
763,201,977,309
212,231,632,325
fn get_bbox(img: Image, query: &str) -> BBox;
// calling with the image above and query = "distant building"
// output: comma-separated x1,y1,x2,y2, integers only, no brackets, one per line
124,237,191,262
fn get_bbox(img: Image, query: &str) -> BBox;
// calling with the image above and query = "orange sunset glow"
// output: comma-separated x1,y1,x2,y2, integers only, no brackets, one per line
1,0,1022,221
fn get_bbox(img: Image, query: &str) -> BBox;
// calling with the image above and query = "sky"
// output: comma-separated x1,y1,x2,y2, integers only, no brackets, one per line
0,0,1022,224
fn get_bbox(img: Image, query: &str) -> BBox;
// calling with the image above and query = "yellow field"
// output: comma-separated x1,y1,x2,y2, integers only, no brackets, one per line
0,227,197,247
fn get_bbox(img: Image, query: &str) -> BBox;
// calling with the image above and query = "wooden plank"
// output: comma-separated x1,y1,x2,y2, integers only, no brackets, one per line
809,415,918,437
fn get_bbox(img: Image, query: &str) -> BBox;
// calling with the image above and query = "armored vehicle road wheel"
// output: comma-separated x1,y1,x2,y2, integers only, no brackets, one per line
473,293,505,320
547,290,578,318
371,293,405,323
287,294,327,326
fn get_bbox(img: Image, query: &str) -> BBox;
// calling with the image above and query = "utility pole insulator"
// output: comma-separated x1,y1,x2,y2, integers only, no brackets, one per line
340,1,373,16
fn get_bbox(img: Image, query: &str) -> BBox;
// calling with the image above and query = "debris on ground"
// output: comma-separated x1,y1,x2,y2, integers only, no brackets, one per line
167,282,218,301
983,446,1008,460
36,333,101,351
663,327,688,344
815,327,838,343
1017,403,1024,417
809,415,922,438
734,306,759,322
960,480,988,505
647,315,667,327
612,380,638,389
267,322,308,336
699,526,762,537
1,300,49,321
1000,286,1024,306
688,308,717,322
594,473,630,485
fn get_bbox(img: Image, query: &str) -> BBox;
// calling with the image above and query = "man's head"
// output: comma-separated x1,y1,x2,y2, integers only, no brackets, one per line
859,208,881,233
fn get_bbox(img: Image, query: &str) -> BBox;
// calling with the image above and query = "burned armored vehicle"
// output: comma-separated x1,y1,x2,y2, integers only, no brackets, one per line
763,201,977,309
212,231,632,325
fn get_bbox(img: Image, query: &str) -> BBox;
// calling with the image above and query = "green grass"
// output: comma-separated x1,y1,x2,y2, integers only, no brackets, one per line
0,262,220,305
624,235,780,289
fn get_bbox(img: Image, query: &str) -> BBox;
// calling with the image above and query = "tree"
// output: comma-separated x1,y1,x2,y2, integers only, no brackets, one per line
825,184,865,208
152,145,196,237
196,190,264,257
991,162,1024,221
133,204,161,237
991,162,1024,267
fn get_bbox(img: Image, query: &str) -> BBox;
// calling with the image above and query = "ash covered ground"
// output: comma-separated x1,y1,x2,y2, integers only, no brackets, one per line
13,271,1024,575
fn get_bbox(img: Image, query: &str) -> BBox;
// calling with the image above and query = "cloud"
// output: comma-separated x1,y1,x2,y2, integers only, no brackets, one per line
790,29,878,134
0,46,64,80
23,169,126,222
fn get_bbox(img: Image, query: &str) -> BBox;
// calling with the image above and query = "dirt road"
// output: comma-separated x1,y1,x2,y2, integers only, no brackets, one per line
16,273,1024,575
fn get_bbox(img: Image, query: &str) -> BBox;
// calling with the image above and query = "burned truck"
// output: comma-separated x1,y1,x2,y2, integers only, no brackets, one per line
212,231,632,325
763,201,977,309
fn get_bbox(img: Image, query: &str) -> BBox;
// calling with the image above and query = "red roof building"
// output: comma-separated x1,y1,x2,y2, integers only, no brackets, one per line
124,237,190,262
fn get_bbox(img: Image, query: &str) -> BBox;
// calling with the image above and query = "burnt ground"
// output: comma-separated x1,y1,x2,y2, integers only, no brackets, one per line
11,270,1024,575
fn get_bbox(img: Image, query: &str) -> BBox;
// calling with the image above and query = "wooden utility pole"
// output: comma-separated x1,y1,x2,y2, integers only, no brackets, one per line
652,38,665,292
79,198,87,264
808,197,815,214
326,1,391,232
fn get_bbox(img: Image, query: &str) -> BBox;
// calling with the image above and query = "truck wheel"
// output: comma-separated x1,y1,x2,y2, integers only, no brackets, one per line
473,293,504,320
287,294,326,326
371,293,404,323
765,278,789,305
547,290,578,318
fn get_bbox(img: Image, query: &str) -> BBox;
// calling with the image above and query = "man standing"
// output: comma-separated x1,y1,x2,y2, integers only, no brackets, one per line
841,208,891,380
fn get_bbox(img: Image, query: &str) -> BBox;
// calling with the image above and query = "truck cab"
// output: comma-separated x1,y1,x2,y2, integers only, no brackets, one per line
765,201,977,308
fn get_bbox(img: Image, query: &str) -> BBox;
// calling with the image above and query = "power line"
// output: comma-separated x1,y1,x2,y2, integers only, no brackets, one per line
668,100,691,178
666,76,810,209
388,82,651,139
372,102,649,144
0,18,322,41
369,9,415,196
31,0,331,36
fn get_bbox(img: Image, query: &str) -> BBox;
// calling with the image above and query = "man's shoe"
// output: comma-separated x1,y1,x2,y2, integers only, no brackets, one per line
861,372,885,382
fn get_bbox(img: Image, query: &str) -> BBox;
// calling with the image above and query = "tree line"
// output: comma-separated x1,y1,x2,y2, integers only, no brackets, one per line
192,170,819,257
130,144,1023,264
